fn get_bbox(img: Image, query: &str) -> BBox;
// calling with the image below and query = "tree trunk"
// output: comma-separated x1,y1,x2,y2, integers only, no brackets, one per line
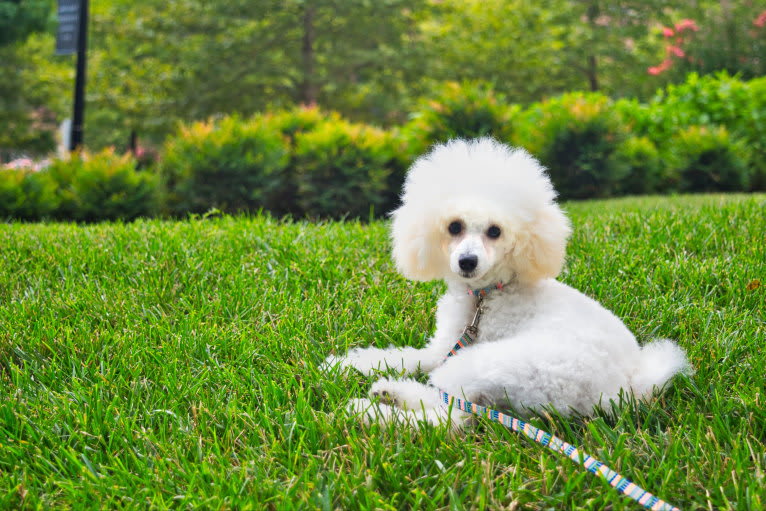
587,55,598,91
301,2,317,105
585,1,599,92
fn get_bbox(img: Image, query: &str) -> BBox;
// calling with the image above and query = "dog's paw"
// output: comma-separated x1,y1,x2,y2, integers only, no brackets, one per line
321,347,390,376
369,378,443,410
370,388,400,407
369,379,402,407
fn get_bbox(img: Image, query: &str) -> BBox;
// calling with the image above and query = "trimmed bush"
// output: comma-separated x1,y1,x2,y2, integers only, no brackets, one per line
402,81,517,158
260,106,342,146
667,125,749,193
0,168,57,221
514,93,629,200
161,116,291,216
636,73,766,191
46,149,158,222
612,137,664,195
293,119,395,219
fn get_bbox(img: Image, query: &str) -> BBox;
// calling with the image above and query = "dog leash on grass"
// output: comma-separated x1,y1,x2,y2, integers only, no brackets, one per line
438,283,681,511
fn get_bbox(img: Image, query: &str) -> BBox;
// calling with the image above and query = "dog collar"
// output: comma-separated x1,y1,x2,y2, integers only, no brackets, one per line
467,282,504,297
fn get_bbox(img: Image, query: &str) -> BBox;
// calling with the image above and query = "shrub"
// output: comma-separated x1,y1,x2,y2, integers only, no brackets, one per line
667,125,750,193
293,119,395,219
612,137,664,195
260,106,342,147
641,73,766,191
514,93,629,200
402,81,518,159
161,116,291,216
46,149,159,222
0,168,57,221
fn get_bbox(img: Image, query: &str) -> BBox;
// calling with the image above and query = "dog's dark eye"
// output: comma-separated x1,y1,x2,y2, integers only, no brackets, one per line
448,221,463,235
486,225,502,239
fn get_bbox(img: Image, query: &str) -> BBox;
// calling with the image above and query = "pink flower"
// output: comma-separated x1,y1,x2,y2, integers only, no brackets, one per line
648,58,673,75
668,45,685,58
675,19,699,32
3,158,49,172
755,10,766,28
662,27,675,38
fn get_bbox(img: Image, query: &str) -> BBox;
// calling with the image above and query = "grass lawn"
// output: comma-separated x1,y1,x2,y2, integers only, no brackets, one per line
1,194,764,510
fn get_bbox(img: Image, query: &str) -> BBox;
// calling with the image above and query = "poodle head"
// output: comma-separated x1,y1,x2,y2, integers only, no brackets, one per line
390,138,571,288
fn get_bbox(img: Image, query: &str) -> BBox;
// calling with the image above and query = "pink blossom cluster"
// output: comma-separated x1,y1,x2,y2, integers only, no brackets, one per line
2,158,50,172
649,11,766,76
648,19,698,76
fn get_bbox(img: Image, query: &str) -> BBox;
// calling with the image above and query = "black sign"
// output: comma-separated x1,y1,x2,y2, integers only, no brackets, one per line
55,0,81,56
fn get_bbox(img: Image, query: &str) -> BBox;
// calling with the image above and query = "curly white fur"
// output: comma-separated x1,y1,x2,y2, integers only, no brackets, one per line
324,138,689,429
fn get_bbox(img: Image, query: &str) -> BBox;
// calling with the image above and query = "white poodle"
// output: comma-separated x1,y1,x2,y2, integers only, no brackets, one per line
324,138,689,429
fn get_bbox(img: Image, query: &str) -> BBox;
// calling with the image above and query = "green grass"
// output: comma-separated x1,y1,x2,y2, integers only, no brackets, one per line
1,194,764,510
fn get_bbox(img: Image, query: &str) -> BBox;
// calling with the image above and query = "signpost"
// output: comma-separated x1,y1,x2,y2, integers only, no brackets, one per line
55,0,80,56
55,0,88,151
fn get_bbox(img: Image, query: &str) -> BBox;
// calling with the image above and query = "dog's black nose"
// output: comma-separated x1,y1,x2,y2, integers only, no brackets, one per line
458,255,478,272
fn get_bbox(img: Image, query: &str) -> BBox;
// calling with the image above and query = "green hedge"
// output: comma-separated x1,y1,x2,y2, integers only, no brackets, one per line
401,81,517,158
668,126,750,192
160,115,291,217
513,93,629,200
1,150,157,222
0,167,57,221
293,119,397,219
627,72,766,191
612,136,664,195
2,73,762,222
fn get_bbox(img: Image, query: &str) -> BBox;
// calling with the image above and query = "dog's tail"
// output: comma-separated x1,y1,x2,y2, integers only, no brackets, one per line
630,339,690,398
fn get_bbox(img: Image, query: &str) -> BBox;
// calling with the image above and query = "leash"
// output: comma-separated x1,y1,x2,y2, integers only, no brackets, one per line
438,284,681,511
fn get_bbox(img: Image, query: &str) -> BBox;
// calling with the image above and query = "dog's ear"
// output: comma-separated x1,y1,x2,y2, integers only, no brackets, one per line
390,206,448,282
512,203,572,283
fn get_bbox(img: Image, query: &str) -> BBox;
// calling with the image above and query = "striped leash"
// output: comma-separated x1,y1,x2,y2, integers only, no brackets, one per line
438,283,680,511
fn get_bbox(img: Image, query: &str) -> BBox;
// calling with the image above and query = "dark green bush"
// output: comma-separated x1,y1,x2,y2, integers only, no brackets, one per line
293,119,395,219
261,106,408,216
636,73,766,191
161,116,291,216
667,125,750,193
402,81,517,158
612,136,664,195
0,168,57,220
260,106,342,146
514,93,629,200
46,149,158,222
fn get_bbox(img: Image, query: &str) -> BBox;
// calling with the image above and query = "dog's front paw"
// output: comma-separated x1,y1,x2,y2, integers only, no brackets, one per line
370,379,402,407
321,347,388,376
369,378,444,411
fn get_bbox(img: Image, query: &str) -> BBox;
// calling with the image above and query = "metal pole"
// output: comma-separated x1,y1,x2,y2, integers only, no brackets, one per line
70,0,88,151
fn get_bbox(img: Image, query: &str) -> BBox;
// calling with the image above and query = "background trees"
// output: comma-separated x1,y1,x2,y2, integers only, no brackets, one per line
0,0,69,158
1,0,764,157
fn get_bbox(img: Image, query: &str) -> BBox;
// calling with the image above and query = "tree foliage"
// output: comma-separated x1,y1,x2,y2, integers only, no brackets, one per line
0,0,53,47
1,0,764,154
82,0,429,149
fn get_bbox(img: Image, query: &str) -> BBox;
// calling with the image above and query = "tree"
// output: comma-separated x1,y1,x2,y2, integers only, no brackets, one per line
80,0,429,150
420,0,673,102
0,0,68,158
0,0,53,47
646,1,766,83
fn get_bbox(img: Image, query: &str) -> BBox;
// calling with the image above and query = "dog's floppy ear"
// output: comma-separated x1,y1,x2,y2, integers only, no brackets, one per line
512,203,572,284
390,205,448,282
